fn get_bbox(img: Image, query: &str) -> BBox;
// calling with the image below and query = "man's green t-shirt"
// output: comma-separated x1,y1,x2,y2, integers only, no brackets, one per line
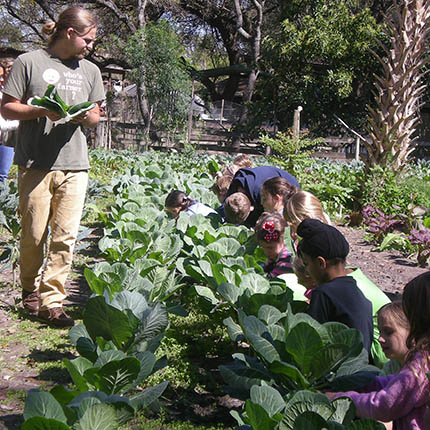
3,49,105,170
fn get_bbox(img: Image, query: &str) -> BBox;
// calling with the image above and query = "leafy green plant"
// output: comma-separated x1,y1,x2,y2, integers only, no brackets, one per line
296,159,364,219
69,292,169,358
28,84,95,120
221,308,378,398
63,351,166,396
231,386,384,430
59,291,170,412
376,232,412,254
84,260,186,312
21,383,168,429
361,166,414,214
262,131,324,174
0,180,20,285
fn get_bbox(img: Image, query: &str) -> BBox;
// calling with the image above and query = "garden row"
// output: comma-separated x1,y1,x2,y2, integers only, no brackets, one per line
10,149,430,429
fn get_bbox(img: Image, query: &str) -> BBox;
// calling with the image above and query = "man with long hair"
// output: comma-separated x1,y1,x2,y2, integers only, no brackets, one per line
1,7,105,326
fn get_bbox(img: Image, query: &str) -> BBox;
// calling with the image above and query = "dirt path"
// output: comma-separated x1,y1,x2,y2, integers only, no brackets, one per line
0,275,88,430
337,225,428,295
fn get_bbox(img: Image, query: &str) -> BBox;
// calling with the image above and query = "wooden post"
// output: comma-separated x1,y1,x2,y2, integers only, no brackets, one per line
107,74,112,150
355,136,360,161
187,79,195,144
220,99,225,125
95,119,106,148
293,106,303,139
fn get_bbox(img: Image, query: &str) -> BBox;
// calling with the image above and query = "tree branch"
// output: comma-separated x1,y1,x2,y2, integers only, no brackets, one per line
87,0,137,32
233,0,252,39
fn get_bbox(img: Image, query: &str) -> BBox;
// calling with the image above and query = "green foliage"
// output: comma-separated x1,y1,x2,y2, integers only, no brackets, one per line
19,150,425,430
22,386,169,429
376,233,412,254
121,414,233,430
89,149,139,184
0,180,21,285
124,20,192,133
361,166,416,214
69,292,169,357
296,159,364,219
15,291,173,428
146,310,231,391
28,85,95,120
258,0,383,133
221,308,379,398
231,387,385,430
262,131,324,174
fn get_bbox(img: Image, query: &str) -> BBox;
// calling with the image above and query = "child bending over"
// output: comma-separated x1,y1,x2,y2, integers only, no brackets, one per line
284,190,331,243
260,176,299,215
165,190,216,219
328,271,430,430
211,154,253,203
223,166,300,227
255,212,293,278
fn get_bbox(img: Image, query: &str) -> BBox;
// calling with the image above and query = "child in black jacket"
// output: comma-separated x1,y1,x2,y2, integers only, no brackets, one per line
297,218,373,355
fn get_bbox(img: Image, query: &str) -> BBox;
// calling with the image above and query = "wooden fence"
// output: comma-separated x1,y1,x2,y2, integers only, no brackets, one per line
91,119,430,161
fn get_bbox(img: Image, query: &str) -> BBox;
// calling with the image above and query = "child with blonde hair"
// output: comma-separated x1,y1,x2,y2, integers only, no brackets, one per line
284,190,331,241
276,255,316,302
293,255,317,295
255,212,293,278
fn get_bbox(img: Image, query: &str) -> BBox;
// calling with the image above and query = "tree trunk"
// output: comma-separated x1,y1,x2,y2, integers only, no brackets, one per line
231,0,264,151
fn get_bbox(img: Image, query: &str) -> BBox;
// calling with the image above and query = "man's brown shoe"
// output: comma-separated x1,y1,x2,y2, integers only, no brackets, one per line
22,290,39,315
38,307,74,327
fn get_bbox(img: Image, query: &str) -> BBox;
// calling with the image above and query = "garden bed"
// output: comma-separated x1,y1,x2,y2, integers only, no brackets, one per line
0,150,429,430
0,223,426,430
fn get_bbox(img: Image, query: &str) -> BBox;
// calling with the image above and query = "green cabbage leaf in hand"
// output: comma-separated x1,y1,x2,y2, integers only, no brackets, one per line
27,84,96,120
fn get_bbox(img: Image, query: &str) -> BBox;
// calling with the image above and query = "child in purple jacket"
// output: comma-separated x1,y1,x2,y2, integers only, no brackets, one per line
328,271,430,430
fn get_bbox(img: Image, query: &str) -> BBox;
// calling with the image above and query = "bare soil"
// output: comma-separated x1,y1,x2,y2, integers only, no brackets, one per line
337,225,428,296
0,226,428,429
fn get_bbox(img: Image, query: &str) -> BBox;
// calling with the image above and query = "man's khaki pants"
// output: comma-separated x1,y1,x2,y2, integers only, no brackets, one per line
18,167,88,311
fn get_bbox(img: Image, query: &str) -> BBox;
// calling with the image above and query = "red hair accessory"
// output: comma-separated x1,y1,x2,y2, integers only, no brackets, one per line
262,220,279,241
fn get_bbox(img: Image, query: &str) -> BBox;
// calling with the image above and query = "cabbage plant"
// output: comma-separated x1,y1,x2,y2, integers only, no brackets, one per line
221,307,379,398
232,385,385,430
21,382,168,429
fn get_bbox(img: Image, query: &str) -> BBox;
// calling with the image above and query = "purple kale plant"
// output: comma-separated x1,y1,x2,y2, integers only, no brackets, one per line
361,205,408,244
409,227,430,267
